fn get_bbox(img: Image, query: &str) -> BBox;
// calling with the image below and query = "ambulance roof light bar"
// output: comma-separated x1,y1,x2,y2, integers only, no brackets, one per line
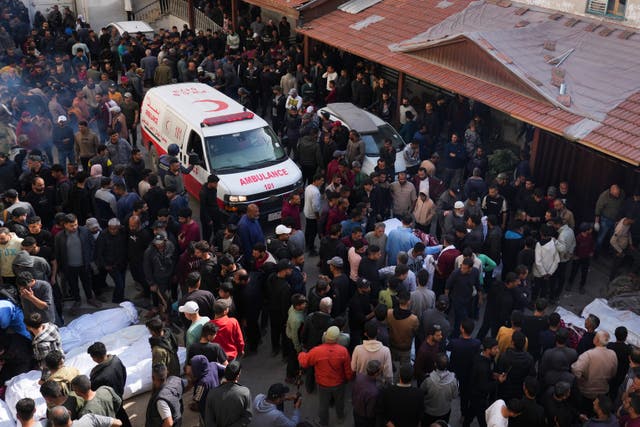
201,111,255,127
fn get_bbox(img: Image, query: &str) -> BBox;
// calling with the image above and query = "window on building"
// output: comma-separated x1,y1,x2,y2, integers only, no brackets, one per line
586,0,626,18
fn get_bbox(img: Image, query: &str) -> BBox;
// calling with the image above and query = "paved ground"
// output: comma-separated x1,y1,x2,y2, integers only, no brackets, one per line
62,144,619,427
79,222,614,427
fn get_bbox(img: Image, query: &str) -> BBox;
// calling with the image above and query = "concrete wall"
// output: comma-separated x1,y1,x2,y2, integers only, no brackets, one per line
151,14,187,30
518,0,640,29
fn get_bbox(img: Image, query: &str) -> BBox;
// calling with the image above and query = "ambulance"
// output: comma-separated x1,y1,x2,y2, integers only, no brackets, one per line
140,83,303,221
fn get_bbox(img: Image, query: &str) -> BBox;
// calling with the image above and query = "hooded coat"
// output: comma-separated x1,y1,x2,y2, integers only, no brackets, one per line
252,394,300,427
351,339,393,382
420,369,459,417
190,355,224,415
12,250,51,281
149,328,181,377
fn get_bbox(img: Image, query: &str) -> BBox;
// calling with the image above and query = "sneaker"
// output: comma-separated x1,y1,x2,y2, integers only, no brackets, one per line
87,298,102,308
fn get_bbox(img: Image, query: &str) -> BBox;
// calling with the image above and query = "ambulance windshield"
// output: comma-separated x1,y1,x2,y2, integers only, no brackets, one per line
204,126,286,172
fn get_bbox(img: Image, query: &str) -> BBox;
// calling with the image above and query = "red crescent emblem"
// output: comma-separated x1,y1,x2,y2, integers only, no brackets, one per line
193,99,229,112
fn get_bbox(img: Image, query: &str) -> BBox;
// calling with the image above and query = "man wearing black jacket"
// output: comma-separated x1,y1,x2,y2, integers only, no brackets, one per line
522,298,549,362
95,218,128,303
199,174,221,242
127,215,152,298
510,377,546,427
495,331,536,401
54,213,101,315
358,245,383,302
267,259,293,358
348,278,373,350
142,174,169,222
87,341,131,427
477,272,528,339
465,337,500,427
318,224,345,276
194,240,219,294
87,341,127,396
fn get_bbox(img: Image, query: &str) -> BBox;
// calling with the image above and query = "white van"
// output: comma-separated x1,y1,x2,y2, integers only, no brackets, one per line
106,21,155,39
318,103,407,175
141,83,303,221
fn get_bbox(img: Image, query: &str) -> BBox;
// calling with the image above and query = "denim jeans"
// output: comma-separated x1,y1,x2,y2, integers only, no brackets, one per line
57,148,75,167
596,216,615,251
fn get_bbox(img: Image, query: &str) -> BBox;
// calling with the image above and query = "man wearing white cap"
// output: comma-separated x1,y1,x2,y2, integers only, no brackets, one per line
285,88,302,111
179,300,210,348
267,224,292,260
443,200,466,236
52,115,75,167
109,104,128,142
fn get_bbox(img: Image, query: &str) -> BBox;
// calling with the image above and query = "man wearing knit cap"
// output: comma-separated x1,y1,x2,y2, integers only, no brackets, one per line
298,325,353,426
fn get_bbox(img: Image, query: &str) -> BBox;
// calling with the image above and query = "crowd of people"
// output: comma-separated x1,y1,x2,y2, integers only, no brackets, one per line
1,0,640,426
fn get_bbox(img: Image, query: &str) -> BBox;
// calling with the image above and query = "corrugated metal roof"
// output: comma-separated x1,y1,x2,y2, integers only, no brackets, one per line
563,118,602,139
390,2,640,123
338,0,382,14
350,14,384,30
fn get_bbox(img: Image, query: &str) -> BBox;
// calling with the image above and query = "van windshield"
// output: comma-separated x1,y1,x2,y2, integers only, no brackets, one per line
362,124,406,156
204,126,286,172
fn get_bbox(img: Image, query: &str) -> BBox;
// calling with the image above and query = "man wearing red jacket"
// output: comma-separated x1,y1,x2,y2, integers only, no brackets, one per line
211,299,244,361
434,233,461,296
298,326,353,426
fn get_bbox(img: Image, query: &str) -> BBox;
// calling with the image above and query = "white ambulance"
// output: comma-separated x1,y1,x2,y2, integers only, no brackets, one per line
141,83,303,221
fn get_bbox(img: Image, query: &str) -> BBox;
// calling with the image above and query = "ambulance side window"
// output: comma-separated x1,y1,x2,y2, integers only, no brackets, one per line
187,131,207,171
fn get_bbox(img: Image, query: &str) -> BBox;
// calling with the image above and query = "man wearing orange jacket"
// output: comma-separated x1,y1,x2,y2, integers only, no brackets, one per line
298,325,353,426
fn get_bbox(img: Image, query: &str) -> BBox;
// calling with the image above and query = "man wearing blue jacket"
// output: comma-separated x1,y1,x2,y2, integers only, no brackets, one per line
252,383,301,427
238,204,265,262
0,298,30,339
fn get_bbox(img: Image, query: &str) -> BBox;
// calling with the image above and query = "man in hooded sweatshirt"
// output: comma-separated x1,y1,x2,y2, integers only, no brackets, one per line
351,322,393,384
532,224,560,301
420,352,459,425
145,317,181,377
252,383,301,427
386,289,419,367
189,355,225,420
